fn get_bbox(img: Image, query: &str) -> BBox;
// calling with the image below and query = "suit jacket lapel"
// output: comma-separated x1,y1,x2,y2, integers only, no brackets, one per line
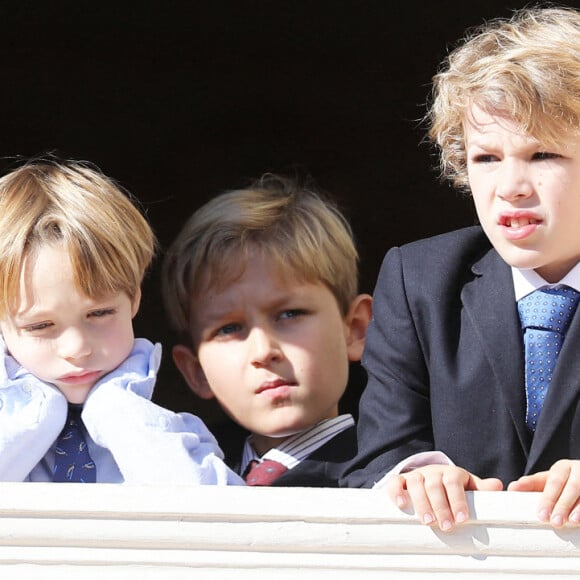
527,304,580,468
462,249,530,455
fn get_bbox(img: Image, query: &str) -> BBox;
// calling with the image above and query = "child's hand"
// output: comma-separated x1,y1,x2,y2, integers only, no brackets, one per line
386,464,503,531
508,460,580,527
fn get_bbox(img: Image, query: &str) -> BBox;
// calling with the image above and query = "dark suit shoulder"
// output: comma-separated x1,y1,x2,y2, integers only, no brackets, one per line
384,226,495,302
307,425,357,461
399,226,491,267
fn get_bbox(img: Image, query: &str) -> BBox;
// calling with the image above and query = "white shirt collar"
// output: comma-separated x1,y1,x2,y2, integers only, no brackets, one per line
512,262,580,301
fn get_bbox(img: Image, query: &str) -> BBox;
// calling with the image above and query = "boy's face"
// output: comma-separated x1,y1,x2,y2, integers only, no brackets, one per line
0,244,139,404
173,251,370,455
465,103,580,283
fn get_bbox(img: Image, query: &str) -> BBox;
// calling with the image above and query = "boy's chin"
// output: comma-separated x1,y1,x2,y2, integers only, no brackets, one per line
494,245,545,272
56,384,94,405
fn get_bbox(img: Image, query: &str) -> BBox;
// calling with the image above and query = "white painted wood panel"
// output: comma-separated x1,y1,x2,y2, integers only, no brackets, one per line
0,485,578,578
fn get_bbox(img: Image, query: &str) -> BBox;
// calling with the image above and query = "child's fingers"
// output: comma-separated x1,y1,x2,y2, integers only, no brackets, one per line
537,461,571,524
407,468,465,531
474,476,504,492
507,473,547,492
403,469,440,527
541,461,580,527
550,497,580,527
385,474,410,509
441,477,470,527
570,503,580,525
387,466,487,531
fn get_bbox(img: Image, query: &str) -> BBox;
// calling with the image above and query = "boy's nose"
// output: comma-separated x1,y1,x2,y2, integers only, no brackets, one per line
58,327,92,361
496,159,534,201
249,327,283,368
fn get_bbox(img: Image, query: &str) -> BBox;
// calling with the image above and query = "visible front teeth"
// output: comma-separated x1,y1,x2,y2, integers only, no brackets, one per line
506,217,538,227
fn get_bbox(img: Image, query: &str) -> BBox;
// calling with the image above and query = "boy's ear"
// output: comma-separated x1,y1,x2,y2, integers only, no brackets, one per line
172,344,215,400
345,293,372,362
131,288,142,318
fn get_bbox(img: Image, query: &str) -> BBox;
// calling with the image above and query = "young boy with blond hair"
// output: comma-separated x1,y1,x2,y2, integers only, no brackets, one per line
342,5,580,530
163,175,371,486
0,157,242,484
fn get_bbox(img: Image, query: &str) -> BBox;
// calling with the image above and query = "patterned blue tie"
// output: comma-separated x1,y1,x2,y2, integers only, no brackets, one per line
53,405,97,482
517,286,580,431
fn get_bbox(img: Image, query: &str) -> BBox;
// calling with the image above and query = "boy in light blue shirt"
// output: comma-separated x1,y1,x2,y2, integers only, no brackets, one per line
0,158,243,485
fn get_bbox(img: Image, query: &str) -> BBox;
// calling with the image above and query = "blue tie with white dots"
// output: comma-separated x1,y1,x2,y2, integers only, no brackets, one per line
517,286,580,432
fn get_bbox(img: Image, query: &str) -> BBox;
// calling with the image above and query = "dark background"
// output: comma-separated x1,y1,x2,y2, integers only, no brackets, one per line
2,0,578,426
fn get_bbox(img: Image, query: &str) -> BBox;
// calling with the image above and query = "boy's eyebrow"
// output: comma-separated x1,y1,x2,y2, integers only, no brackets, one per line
197,288,307,322
194,308,229,327
466,140,496,152
13,294,120,320
12,310,52,324
12,300,49,317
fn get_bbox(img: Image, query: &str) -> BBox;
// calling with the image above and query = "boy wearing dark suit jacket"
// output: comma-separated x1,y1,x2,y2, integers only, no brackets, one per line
162,175,371,486
342,6,580,531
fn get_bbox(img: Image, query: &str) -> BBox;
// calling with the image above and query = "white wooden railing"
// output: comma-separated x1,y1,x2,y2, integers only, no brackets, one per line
0,484,579,578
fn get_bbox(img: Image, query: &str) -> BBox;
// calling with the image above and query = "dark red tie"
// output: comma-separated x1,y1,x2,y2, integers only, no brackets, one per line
243,459,288,486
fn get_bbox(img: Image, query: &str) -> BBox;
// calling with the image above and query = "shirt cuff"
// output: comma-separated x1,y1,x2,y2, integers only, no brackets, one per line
372,451,454,489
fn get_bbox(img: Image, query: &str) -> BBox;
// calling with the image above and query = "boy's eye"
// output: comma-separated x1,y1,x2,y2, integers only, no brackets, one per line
471,154,498,164
278,309,306,320
23,321,53,333
215,323,242,336
532,151,561,160
88,308,116,319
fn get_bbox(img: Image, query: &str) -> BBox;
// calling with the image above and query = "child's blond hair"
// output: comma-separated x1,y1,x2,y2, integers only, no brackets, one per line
162,174,359,342
0,158,156,317
428,5,580,190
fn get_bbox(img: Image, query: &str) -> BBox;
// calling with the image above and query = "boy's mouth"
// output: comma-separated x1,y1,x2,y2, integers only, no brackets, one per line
256,378,297,394
497,212,543,241
501,217,541,228
59,370,101,385
498,211,543,228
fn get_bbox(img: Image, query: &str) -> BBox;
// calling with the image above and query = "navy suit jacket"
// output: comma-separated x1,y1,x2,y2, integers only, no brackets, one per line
342,226,580,488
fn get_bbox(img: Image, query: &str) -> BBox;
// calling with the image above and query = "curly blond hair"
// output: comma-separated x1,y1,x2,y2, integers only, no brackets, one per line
427,6,580,190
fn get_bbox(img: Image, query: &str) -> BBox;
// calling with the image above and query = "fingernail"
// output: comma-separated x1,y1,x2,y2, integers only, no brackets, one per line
423,513,434,525
396,495,406,508
455,511,467,524
551,514,564,527
441,519,453,532
570,512,580,524
538,508,550,522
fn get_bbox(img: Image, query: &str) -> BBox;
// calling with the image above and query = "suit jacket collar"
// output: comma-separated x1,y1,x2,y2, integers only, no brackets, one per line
466,246,580,469
463,247,531,456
